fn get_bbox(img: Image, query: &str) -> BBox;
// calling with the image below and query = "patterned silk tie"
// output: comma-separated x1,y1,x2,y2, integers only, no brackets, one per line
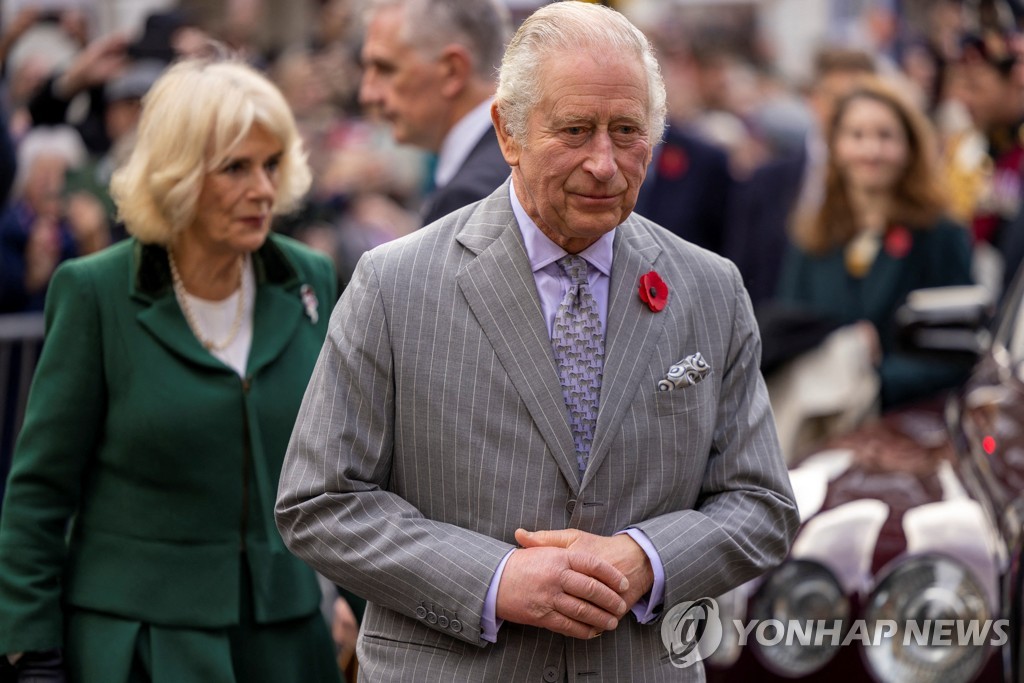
551,255,604,474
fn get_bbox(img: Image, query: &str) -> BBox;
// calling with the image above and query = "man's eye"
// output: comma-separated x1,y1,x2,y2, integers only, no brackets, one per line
565,126,586,136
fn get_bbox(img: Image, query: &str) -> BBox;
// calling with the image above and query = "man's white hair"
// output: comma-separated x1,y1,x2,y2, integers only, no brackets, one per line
495,1,667,147
364,0,511,80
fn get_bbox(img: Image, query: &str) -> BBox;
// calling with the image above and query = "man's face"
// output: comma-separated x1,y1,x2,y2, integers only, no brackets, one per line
359,6,448,151
495,49,653,253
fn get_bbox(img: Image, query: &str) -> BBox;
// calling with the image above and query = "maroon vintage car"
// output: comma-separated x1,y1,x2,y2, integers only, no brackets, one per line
704,279,1024,682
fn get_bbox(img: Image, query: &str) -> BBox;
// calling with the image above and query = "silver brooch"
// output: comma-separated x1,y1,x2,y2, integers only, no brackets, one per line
300,284,319,324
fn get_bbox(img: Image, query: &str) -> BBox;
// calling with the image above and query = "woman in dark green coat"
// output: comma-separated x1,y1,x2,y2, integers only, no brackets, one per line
0,58,341,682
776,76,975,410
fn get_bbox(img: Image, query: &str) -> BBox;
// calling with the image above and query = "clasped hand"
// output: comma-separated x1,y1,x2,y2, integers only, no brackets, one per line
494,528,655,639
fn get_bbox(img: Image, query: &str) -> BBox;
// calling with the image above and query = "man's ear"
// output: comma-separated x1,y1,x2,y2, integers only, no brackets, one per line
491,100,521,167
437,44,472,99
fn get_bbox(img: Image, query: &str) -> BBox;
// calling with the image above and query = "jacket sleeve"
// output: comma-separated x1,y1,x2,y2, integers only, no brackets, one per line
0,260,107,653
275,251,513,647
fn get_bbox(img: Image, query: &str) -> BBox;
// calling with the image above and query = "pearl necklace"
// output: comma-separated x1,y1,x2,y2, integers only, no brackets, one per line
167,249,246,352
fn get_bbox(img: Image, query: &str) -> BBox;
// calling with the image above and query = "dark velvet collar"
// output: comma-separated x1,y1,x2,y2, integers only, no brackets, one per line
131,236,299,302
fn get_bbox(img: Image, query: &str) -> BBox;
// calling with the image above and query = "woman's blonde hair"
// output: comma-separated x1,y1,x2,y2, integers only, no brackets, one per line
792,75,948,253
110,58,311,244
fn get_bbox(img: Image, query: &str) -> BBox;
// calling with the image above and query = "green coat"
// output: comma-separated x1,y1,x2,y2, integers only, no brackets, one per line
775,217,974,408
0,234,337,656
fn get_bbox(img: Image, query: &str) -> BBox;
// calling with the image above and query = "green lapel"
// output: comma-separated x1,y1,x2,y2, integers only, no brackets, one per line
860,229,912,324
131,242,225,371
130,238,305,376
247,281,302,377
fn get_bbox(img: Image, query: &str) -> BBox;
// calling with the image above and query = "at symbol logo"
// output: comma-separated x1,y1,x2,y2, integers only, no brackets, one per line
660,597,723,668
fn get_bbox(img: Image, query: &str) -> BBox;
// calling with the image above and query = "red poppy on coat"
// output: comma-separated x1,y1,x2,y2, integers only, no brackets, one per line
639,271,668,312
884,226,912,259
657,145,689,180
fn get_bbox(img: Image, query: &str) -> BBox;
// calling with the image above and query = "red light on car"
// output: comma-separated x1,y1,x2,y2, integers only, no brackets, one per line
983,435,997,455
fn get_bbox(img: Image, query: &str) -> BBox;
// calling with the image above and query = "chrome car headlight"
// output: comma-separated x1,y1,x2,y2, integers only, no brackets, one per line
863,556,991,683
750,559,850,676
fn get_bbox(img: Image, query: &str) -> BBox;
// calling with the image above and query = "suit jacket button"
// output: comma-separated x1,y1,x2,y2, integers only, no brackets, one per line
438,615,449,628
426,611,438,624
450,619,462,633
415,606,427,619
543,665,559,682
565,499,576,514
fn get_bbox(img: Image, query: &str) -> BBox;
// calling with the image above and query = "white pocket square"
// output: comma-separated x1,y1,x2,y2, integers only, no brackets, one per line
658,352,710,391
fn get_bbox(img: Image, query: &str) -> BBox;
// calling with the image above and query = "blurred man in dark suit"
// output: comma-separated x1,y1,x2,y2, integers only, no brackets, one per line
358,0,512,225
633,124,732,253
279,4,798,680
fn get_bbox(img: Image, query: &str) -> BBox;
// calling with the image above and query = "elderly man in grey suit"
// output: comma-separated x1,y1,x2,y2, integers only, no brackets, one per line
359,0,512,225
277,3,798,680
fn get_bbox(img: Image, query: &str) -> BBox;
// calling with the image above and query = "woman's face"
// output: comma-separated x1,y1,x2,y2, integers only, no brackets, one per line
185,123,283,257
832,97,910,195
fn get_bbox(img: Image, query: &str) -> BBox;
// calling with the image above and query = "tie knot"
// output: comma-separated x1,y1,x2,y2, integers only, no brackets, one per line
558,254,589,287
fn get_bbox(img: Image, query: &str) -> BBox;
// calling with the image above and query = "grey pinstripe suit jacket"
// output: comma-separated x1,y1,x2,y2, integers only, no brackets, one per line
276,180,799,681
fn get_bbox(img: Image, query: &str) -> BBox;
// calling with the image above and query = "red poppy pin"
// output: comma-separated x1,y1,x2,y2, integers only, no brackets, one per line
884,226,912,259
639,271,668,312
657,145,689,180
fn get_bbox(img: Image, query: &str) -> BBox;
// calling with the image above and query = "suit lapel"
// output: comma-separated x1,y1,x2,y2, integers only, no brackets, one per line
132,244,226,371
582,219,666,490
455,205,582,492
247,284,302,376
136,295,226,370
131,239,304,376
453,194,675,492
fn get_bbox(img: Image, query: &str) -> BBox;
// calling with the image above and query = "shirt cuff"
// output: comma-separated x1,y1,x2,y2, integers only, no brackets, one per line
619,528,665,623
481,549,515,643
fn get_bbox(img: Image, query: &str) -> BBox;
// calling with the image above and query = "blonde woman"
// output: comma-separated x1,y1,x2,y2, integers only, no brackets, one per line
0,58,340,682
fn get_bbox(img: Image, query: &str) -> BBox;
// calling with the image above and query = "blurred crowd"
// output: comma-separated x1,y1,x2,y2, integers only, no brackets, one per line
2,0,1024,458
0,0,428,313
2,0,1024,679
